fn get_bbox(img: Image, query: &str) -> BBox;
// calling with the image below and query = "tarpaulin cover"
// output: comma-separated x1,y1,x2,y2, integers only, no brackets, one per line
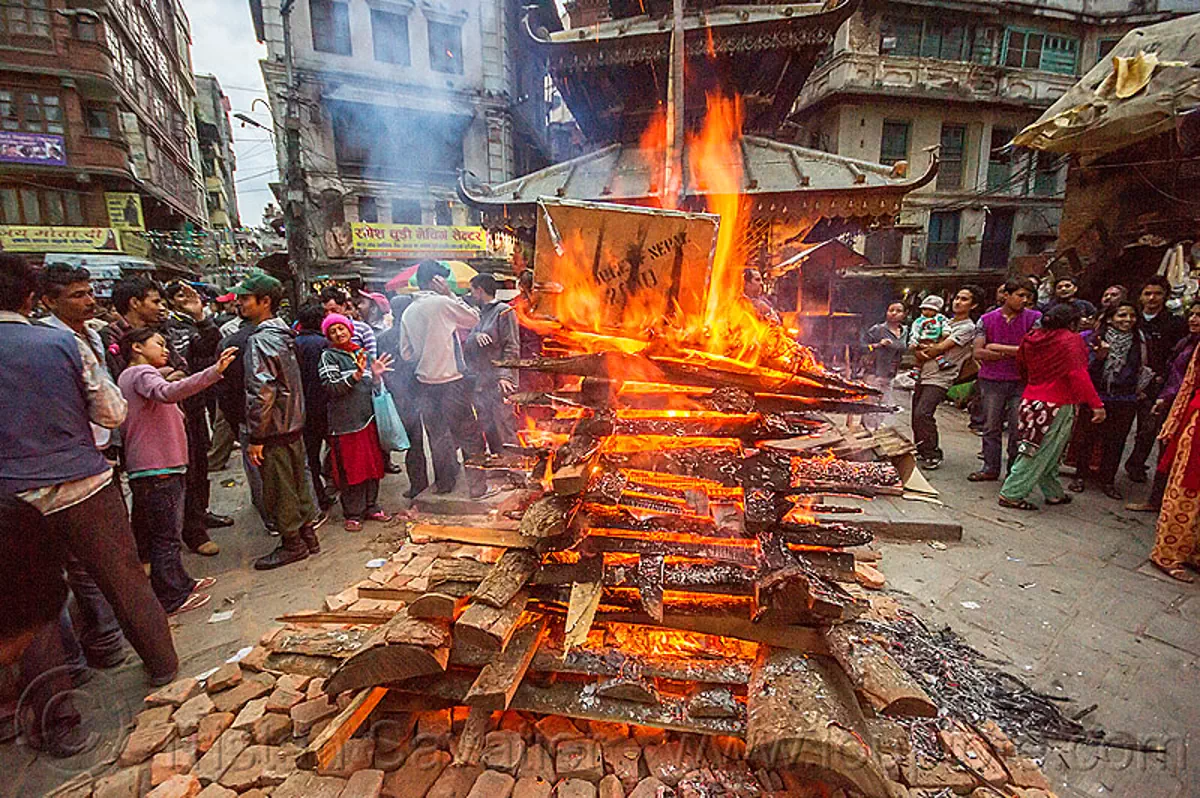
1013,15,1200,160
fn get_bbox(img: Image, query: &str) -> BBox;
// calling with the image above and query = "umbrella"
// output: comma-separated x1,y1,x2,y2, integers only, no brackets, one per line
384,261,479,294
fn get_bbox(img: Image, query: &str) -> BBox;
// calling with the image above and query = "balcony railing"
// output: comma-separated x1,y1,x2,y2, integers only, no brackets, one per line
797,52,1079,110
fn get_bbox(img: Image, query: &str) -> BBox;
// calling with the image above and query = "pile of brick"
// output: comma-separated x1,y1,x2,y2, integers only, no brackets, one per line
48,537,1062,798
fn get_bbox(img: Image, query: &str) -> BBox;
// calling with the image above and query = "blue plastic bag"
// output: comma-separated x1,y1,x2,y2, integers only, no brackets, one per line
373,386,410,452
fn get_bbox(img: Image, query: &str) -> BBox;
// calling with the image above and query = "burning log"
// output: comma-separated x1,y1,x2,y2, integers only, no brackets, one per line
518,494,579,550
753,564,861,625
563,577,604,651
824,625,938,718
324,609,451,696
462,612,549,710
791,457,902,490
745,647,896,798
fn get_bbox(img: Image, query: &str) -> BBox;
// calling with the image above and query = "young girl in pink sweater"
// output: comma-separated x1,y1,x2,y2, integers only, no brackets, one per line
118,327,236,614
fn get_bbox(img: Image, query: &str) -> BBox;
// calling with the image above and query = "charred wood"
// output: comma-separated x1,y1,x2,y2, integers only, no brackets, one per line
824,625,938,718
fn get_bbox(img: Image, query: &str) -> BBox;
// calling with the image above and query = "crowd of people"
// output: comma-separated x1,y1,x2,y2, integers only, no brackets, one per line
861,273,1200,583
0,255,527,756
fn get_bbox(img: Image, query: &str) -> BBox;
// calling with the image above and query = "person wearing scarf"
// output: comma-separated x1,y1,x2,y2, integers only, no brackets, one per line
1127,301,1200,513
1069,301,1148,499
998,304,1105,510
318,314,393,532
1149,307,1200,582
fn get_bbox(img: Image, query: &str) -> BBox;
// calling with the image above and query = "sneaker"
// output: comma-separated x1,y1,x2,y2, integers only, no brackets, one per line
253,542,309,570
918,455,942,471
344,519,363,532
265,524,279,537
311,510,329,531
170,592,211,615
203,512,234,528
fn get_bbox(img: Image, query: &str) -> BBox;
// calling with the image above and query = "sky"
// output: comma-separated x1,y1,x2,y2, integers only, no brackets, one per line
187,0,279,228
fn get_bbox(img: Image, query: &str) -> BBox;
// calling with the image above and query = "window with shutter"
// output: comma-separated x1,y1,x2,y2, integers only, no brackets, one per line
937,123,966,190
880,121,910,166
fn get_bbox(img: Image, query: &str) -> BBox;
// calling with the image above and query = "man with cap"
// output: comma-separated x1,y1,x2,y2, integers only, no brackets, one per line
232,272,322,569
971,278,1041,481
466,273,520,454
399,260,493,498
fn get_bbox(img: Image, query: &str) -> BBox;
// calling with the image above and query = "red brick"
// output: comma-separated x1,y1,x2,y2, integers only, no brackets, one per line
519,744,556,783
1003,757,1052,792
271,771,347,798
150,741,197,785
146,678,202,708
252,712,293,745
513,776,554,798
534,716,582,749
598,774,624,798
218,744,273,791
197,713,235,755
626,779,668,798
341,769,386,798
414,709,453,749
173,692,215,737
555,779,597,798
556,739,603,782
482,730,526,775
467,770,515,798
292,698,340,736
601,740,641,790
318,737,375,778
427,764,484,798
210,677,274,715
136,705,175,729
145,773,201,798
118,721,177,767
94,767,146,798
195,786,237,798
382,746,451,798
265,686,305,713
194,729,252,785
205,663,243,694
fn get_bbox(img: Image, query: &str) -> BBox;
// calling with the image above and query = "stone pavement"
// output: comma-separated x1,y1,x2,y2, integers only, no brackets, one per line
881,396,1200,798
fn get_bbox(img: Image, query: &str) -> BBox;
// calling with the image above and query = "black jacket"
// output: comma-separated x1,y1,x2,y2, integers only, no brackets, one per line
244,317,306,445
295,330,330,435
1141,310,1188,394
163,311,221,413
216,322,257,432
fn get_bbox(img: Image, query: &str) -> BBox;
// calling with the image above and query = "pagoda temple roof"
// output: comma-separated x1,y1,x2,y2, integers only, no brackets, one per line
526,0,857,141
458,136,938,226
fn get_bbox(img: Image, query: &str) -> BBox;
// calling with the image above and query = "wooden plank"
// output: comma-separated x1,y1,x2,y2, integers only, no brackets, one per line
824,625,937,718
269,628,375,658
746,648,893,798
275,610,396,625
408,591,471,620
324,608,453,696
385,670,744,737
455,591,530,652
473,550,539,609
563,579,603,652
462,613,548,710
297,686,388,771
428,557,493,588
410,524,534,549
453,705,491,766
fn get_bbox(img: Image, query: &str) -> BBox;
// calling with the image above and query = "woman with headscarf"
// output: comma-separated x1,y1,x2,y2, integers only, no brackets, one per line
1149,318,1200,582
318,313,393,531
998,304,1105,510
1069,301,1148,499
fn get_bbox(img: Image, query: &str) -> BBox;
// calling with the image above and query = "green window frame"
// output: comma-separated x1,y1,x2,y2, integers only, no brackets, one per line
1001,28,1078,74
880,120,910,166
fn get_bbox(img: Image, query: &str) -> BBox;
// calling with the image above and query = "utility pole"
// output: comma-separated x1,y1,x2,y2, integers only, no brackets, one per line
279,0,309,303
662,0,685,209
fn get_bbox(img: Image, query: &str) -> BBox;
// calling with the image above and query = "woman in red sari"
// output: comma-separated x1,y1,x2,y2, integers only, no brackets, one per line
1151,341,1200,582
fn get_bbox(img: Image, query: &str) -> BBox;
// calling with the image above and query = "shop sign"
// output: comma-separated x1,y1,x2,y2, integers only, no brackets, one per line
350,223,487,256
0,131,66,166
105,192,145,230
0,226,121,253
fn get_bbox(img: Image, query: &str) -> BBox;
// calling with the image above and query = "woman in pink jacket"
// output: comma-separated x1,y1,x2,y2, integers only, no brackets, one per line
118,328,235,614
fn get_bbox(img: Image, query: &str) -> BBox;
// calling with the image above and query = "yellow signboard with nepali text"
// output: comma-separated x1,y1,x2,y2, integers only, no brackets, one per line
350,223,487,257
0,226,122,253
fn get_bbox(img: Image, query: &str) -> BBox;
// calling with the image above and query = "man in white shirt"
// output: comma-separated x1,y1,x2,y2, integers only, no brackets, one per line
399,261,493,499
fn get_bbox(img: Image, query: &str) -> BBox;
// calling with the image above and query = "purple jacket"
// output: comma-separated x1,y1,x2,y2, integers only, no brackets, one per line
1160,334,1200,406
118,364,223,474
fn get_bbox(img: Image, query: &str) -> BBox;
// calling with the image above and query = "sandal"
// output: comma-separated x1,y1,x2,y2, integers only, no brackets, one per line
170,592,211,615
968,471,999,482
1153,561,1195,583
344,519,363,532
998,496,1037,511
193,576,217,591
1068,478,1085,493
365,510,393,523
1124,502,1157,513
1102,484,1123,501
1044,495,1072,506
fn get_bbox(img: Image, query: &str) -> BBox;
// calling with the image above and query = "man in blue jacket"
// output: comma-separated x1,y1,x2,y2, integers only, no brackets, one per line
0,256,177,755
